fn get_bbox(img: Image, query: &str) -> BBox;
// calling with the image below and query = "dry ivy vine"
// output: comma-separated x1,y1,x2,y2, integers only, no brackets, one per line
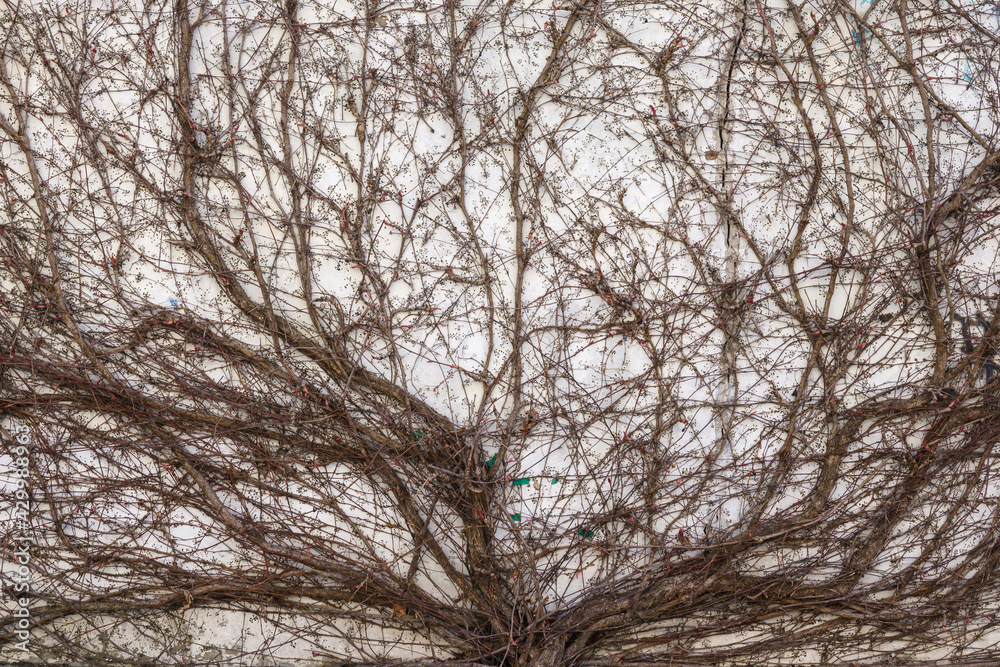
1,0,1000,663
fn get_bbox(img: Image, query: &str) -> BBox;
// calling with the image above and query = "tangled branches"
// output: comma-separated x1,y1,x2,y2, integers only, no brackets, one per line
1,0,1000,663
